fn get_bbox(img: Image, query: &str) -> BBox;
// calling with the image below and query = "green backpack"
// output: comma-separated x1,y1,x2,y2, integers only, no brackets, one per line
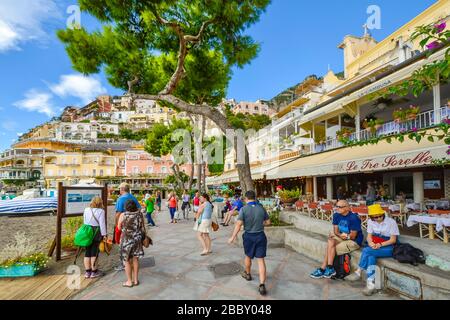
74,210,100,247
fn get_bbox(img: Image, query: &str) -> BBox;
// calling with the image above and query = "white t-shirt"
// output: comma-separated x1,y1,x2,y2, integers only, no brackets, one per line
367,216,400,238
83,207,107,236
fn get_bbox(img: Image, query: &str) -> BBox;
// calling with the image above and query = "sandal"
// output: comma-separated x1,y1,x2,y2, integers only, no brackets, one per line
200,252,208,256
133,281,140,286
241,271,252,281
122,282,133,288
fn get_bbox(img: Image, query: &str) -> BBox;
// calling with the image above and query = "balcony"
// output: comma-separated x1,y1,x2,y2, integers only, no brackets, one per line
311,106,450,154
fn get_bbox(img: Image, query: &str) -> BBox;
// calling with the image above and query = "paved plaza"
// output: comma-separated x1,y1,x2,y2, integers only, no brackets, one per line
72,206,400,300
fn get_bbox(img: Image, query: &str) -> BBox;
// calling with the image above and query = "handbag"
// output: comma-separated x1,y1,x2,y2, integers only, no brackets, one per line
99,237,113,254
141,212,153,248
212,221,219,232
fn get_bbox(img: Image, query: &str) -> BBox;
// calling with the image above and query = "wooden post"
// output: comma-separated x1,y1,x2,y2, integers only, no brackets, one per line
429,224,435,240
443,227,448,244
56,182,64,261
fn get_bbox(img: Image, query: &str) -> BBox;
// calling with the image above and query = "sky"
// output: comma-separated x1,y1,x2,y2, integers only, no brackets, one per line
0,0,437,151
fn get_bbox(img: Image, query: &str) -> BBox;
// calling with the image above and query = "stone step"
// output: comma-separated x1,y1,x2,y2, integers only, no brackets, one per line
280,210,450,300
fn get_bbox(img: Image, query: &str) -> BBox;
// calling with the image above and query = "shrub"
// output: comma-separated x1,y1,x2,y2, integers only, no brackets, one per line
278,188,301,201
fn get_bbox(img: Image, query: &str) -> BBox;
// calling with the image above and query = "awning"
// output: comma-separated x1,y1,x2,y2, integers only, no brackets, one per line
265,131,448,180
206,159,292,185
299,48,447,127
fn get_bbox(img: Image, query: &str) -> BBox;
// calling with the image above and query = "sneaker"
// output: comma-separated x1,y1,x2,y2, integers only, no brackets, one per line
323,267,336,279
346,272,362,282
114,265,125,272
310,268,325,279
259,284,267,296
90,270,102,278
84,270,91,279
241,271,252,281
363,280,378,296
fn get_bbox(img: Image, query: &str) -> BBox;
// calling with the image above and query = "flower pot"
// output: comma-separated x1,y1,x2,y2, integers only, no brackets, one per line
0,263,39,278
374,124,382,130
281,198,297,205
407,114,417,121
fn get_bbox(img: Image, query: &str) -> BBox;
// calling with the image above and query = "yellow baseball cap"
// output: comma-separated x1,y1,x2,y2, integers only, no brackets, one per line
368,204,385,216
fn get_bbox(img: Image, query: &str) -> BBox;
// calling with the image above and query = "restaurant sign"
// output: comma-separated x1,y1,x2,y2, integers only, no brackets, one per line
328,147,446,175
335,151,434,173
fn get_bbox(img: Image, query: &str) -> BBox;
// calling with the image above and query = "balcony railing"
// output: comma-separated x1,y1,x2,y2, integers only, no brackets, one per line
311,106,450,154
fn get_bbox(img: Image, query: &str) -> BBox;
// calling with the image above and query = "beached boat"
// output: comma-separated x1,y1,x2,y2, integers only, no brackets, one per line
0,197,58,216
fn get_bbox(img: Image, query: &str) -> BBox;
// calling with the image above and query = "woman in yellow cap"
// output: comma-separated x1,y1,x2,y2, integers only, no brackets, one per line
346,204,399,296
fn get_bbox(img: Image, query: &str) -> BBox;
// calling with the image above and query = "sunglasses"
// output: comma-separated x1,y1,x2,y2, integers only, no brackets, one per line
370,215,384,220
335,205,348,209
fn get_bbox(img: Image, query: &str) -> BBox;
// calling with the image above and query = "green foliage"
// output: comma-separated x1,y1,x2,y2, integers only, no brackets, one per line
224,107,272,131
58,0,271,104
164,172,189,185
277,188,301,201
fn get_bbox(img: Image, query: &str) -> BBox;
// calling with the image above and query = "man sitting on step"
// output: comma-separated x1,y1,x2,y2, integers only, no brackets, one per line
310,200,363,279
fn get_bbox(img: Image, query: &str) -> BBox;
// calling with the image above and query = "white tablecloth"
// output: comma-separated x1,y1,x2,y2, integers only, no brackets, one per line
407,214,450,232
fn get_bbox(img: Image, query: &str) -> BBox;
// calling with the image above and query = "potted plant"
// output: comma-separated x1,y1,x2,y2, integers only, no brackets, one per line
393,108,407,123
367,119,384,133
336,127,355,140
406,105,420,120
278,188,301,205
62,217,83,253
0,232,49,278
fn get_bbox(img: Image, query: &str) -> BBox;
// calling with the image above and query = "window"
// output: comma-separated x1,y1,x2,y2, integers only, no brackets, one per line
106,169,111,175
133,167,139,174
99,169,104,176
58,170,62,176
84,170,89,176
48,170,53,176
72,170,77,176
72,158,77,164
93,169,96,176
255,106,259,111
161,166,167,173
147,166,153,173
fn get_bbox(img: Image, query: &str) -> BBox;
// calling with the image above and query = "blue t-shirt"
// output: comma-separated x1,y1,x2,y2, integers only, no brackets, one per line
332,212,363,246
115,193,141,213
232,199,244,211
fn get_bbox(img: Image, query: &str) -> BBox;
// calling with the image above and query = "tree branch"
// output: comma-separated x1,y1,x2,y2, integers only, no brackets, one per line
184,19,214,43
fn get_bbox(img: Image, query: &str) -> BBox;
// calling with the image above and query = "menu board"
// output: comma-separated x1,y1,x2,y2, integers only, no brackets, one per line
424,180,441,190
65,189,103,215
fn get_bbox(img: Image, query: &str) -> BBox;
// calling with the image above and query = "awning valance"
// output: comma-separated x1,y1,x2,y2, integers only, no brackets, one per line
265,132,448,180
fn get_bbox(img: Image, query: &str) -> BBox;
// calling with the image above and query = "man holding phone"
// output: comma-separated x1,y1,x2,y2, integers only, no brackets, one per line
310,200,363,279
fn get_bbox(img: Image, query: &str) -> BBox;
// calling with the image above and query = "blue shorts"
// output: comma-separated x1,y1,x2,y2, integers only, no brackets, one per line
243,232,267,259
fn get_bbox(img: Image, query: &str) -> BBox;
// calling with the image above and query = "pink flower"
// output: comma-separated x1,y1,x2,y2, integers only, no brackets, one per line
435,21,446,34
443,118,450,125
411,127,418,132
426,41,441,50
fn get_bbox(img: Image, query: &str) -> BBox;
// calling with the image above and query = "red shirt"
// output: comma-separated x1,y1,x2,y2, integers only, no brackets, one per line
169,196,177,208
193,196,200,206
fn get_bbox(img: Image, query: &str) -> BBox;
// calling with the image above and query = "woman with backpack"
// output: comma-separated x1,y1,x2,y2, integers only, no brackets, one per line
346,204,399,296
82,196,107,279
193,193,214,256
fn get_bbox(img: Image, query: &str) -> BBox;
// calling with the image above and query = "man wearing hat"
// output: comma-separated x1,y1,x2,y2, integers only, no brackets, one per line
310,200,363,279
346,204,399,296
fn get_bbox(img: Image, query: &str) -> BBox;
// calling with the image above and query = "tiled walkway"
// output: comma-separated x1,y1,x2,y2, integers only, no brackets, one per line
72,208,400,300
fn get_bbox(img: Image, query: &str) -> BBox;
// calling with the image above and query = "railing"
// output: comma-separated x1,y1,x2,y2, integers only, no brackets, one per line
311,106,450,154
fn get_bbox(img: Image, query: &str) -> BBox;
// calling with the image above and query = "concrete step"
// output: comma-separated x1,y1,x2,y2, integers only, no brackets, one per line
280,210,450,300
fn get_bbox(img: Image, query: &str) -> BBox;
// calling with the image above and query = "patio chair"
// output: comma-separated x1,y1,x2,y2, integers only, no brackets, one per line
388,205,407,227
320,204,333,221
307,202,320,219
351,206,369,230
295,200,305,213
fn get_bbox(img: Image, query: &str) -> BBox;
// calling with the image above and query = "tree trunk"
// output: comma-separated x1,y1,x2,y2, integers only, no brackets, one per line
133,94,254,193
187,163,194,191
202,161,208,193
171,164,184,190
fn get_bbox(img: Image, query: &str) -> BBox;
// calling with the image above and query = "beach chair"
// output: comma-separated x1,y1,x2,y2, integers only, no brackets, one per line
320,204,333,221
308,202,320,219
351,206,369,230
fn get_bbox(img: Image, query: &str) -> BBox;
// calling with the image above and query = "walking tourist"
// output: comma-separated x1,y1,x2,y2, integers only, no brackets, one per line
221,194,244,226
144,193,156,227
83,196,107,279
181,190,191,219
310,200,363,279
118,199,145,288
156,191,162,211
346,204,399,296
193,191,201,216
168,191,178,223
228,190,271,296
366,182,376,205
114,183,141,271
193,193,214,255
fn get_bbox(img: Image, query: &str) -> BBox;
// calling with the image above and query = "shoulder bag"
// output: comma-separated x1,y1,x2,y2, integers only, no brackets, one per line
74,209,100,247
141,212,153,248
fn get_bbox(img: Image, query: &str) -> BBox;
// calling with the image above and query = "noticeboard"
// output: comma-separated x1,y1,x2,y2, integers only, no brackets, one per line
65,189,103,216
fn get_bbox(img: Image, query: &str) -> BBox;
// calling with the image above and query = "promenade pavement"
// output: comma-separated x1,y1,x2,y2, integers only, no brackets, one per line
72,205,400,300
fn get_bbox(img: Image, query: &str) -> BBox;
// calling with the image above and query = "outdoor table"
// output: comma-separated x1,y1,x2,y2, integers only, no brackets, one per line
405,203,421,211
407,214,450,243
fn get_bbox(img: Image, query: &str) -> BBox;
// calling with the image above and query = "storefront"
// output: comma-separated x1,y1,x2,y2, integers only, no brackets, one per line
265,134,449,203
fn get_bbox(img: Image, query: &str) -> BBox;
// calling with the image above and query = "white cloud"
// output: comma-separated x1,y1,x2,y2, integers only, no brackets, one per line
0,0,61,52
50,74,107,105
13,90,55,117
1,120,18,132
